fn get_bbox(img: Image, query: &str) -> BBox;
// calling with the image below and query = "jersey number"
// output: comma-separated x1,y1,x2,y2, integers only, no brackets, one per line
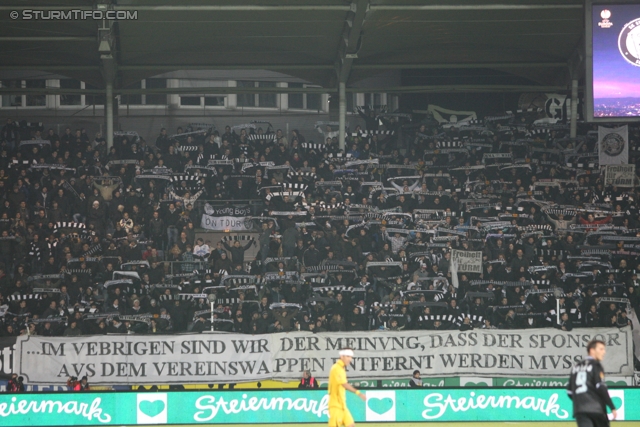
575,371,588,394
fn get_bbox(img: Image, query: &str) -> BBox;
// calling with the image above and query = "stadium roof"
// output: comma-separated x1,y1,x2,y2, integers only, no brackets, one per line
0,0,585,94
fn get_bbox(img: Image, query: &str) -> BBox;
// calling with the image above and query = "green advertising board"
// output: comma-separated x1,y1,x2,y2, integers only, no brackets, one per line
322,376,627,389
0,388,633,426
318,377,462,388
491,378,628,387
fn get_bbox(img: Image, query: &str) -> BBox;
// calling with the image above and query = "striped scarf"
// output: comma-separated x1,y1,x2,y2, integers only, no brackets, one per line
83,244,102,257
301,143,326,151
288,172,317,180
248,134,277,142
65,269,92,275
176,145,199,152
265,191,305,201
282,183,307,191
544,209,576,217
8,294,42,301
221,235,254,243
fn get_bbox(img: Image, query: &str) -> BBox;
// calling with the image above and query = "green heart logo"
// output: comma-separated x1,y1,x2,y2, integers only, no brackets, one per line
139,400,165,418
610,397,623,411
464,381,488,387
368,397,393,415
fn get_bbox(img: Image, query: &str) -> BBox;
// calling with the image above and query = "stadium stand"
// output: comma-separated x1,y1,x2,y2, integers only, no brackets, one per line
0,113,638,340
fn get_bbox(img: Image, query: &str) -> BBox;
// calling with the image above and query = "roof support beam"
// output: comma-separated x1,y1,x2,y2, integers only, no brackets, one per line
0,63,568,72
336,0,368,151
124,87,330,95
116,5,350,12
370,4,583,11
118,64,334,71
0,85,571,96
0,37,94,42
0,6,85,10
105,79,114,150
567,40,585,81
354,62,568,70
0,86,330,95
102,54,117,146
98,10,117,150
570,79,578,138
132,84,568,94
347,85,569,93
0,3,570,12
336,0,369,84
339,81,346,151
0,5,351,11
0,88,105,95
0,66,100,71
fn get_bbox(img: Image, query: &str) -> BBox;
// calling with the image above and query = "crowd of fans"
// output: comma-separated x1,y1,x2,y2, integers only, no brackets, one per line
0,111,639,341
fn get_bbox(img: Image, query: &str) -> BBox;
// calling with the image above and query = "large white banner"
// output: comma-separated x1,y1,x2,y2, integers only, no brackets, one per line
16,328,633,385
200,215,253,231
599,125,629,165
451,249,483,273
605,164,636,187
17,334,272,385
201,203,253,231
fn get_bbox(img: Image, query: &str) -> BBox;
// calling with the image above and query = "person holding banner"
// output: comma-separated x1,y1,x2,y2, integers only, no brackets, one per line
328,348,365,427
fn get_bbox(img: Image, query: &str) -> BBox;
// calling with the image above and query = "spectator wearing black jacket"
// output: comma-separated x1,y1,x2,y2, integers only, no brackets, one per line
556,313,573,331
147,211,165,248
222,238,254,266
299,370,319,388
409,370,422,388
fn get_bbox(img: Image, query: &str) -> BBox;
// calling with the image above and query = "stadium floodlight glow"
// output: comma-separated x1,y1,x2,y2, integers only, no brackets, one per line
98,28,112,54
586,0,640,122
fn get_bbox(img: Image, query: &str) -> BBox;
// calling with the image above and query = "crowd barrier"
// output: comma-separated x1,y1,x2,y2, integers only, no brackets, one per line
0,388,635,426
